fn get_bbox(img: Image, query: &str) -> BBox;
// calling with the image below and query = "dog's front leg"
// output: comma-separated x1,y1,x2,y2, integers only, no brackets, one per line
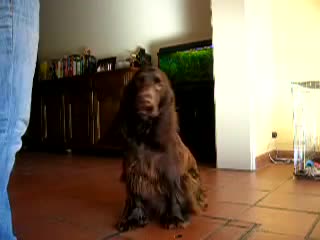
116,195,149,232
161,182,190,229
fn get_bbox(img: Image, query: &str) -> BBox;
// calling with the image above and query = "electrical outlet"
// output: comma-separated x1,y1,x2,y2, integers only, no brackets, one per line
272,131,277,138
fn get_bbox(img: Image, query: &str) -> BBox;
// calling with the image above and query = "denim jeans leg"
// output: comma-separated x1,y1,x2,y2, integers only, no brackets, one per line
0,0,39,239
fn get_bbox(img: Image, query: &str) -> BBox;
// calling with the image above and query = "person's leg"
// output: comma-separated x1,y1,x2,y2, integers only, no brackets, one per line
0,0,39,239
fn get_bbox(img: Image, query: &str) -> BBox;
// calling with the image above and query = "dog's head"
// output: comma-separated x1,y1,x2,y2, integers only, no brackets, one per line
117,66,178,144
129,66,174,120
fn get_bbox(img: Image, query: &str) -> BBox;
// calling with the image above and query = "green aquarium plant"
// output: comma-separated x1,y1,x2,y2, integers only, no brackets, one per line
159,46,213,84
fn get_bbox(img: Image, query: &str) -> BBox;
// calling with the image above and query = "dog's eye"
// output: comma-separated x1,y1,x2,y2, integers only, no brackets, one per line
135,76,145,87
154,78,162,91
154,77,161,84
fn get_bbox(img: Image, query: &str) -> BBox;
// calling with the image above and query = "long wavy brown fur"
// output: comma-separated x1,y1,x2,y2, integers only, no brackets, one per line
116,66,207,231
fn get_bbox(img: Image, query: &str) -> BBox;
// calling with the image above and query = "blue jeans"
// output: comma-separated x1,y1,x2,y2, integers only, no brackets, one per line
0,0,39,239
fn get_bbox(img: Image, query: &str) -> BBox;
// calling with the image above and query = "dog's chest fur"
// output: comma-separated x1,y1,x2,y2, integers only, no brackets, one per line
125,144,168,200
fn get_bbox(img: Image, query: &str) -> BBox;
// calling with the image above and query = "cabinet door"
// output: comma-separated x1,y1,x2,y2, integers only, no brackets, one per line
173,81,216,166
40,82,66,149
174,84,198,156
22,83,42,150
191,82,216,166
93,69,137,150
65,78,94,149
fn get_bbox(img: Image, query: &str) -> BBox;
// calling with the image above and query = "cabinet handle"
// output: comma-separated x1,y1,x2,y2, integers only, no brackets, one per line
97,101,100,141
62,96,66,143
44,105,47,139
69,104,72,139
40,99,44,140
124,72,131,85
91,91,94,144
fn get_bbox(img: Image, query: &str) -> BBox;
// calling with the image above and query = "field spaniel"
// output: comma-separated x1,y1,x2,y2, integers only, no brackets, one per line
116,66,207,232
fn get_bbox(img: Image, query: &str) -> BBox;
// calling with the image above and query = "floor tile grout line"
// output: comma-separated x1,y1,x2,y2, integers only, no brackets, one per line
268,190,320,198
239,223,261,240
203,200,252,206
201,215,261,240
202,219,233,240
228,223,256,229
231,204,254,223
99,231,121,240
247,228,306,239
201,213,258,227
204,181,275,193
252,176,294,206
305,214,320,240
255,204,320,215
294,192,320,197
201,215,232,222
204,198,320,216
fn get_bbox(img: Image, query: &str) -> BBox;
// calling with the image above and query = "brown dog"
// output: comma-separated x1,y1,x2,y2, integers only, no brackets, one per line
116,66,207,232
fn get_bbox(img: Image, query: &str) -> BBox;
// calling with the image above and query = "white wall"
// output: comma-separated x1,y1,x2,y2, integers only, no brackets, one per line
247,0,275,156
271,0,320,150
39,0,212,65
213,0,320,169
213,0,255,170
212,0,276,169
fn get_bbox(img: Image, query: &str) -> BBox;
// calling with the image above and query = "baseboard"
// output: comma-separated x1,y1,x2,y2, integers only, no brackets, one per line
276,150,294,158
255,150,294,170
256,151,274,169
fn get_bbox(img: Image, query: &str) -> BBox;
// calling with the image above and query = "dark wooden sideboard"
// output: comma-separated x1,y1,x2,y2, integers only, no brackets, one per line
23,68,139,153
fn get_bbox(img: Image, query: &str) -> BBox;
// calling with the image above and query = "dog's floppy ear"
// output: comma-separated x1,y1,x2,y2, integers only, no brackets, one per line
159,72,175,108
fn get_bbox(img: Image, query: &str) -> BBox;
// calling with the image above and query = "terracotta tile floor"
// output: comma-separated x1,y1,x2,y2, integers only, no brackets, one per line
8,152,320,240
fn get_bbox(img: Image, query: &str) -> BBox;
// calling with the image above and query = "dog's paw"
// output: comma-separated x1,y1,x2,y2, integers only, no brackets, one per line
162,215,190,230
116,219,131,232
116,208,148,232
128,207,149,226
164,218,190,229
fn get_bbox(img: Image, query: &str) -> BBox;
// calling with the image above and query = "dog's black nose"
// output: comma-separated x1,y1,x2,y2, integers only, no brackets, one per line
144,105,154,112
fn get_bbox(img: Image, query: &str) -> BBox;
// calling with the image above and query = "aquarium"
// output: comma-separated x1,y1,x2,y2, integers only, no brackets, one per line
292,81,320,180
158,39,213,84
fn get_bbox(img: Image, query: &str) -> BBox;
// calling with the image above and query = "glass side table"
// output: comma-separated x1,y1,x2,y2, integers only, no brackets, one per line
292,81,320,180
